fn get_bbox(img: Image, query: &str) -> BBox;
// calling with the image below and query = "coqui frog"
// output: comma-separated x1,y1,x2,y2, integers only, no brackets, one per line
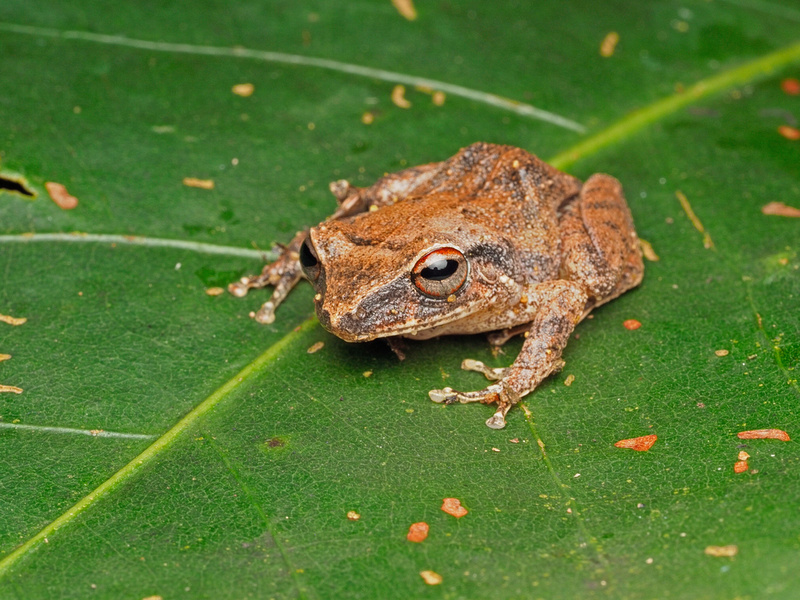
230,143,644,429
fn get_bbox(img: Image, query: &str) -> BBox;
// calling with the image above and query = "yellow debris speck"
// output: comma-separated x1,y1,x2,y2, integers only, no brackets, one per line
391,0,417,21
600,31,619,57
704,545,738,557
564,374,575,386
391,85,412,109
183,177,215,190
715,349,729,357
432,91,446,106
0,314,27,326
419,570,442,585
363,371,373,378
362,111,375,125
205,287,225,296
0,385,23,394
232,83,255,97
346,511,360,521
307,341,325,354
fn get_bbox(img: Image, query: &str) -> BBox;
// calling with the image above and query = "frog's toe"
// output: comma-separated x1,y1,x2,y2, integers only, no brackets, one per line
461,359,505,381
429,387,457,404
485,412,507,429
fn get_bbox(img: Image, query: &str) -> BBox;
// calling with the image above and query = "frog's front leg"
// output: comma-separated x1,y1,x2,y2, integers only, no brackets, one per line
429,281,587,429
228,230,306,324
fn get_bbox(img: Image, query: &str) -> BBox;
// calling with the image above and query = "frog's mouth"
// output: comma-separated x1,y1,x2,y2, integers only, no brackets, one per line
316,291,486,343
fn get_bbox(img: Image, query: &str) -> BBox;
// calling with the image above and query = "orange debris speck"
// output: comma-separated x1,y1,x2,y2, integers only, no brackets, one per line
419,570,442,585
614,434,658,451
441,497,468,518
45,182,78,210
623,319,642,330
733,460,749,474
0,354,11,362
778,125,800,140
762,201,800,218
781,78,800,95
346,510,360,521
715,349,729,357
737,429,790,442
738,451,750,461
407,521,429,543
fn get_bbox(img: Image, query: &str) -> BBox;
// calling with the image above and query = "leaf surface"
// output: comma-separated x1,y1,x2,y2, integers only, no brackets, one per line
1,1,799,598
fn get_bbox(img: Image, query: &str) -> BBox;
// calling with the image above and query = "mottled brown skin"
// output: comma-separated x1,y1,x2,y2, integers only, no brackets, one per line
230,143,644,429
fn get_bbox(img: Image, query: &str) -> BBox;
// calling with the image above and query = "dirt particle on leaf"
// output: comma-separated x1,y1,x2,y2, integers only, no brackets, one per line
733,460,749,474
0,314,26,326
781,78,800,95
704,545,738,558
509,438,519,443
623,319,641,330
737,451,750,461
432,91,446,106
761,201,800,218
778,125,800,140
362,370,373,378
614,434,657,451
205,287,225,296
361,111,375,125
0,385,23,394
391,0,417,20
639,239,660,261
183,177,215,190
45,182,78,210
232,83,255,97
419,570,442,585
346,510,360,521
0,354,11,362
715,349,729,357
441,497,468,518
564,374,575,386
737,429,790,441
407,521,429,542
600,31,619,57
307,341,325,354
391,85,412,109
266,437,286,448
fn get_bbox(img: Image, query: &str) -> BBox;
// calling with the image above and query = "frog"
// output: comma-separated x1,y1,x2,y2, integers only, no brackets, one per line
229,142,644,429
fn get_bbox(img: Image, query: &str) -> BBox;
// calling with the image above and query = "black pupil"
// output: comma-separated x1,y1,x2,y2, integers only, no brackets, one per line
299,238,318,269
420,258,458,281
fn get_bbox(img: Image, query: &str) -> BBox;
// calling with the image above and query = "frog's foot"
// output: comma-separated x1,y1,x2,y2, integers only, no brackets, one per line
461,359,506,381
487,323,531,348
228,231,305,324
428,382,520,429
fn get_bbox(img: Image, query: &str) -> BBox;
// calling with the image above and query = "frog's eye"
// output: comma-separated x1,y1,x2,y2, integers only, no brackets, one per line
411,247,468,298
299,236,321,281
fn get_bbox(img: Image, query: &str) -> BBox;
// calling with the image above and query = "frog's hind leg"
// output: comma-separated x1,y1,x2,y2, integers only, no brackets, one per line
560,174,644,307
430,280,586,429
228,230,306,324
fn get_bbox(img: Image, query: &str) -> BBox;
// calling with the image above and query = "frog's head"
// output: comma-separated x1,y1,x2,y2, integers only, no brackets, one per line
298,195,521,342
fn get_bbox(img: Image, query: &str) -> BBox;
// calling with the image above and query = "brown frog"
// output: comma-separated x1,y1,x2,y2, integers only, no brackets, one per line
230,143,643,429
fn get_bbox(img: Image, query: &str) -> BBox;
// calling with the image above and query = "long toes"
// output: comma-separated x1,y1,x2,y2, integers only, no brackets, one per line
429,387,456,404
485,412,507,429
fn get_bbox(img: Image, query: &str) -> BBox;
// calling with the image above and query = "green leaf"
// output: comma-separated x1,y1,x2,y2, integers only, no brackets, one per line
1,1,800,598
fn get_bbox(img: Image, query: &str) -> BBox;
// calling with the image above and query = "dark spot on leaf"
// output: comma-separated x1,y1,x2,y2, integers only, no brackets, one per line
264,436,288,450
0,174,35,198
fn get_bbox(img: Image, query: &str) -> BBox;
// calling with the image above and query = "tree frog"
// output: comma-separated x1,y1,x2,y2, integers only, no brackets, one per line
230,143,643,429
